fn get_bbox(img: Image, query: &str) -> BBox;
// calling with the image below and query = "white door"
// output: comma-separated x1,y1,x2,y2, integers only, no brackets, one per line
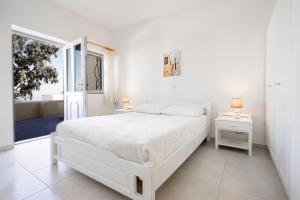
63,36,87,120
267,0,292,192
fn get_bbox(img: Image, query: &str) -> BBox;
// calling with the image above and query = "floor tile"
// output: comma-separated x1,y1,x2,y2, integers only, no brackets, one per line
179,156,225,184
0,161,30,183
33,162,77,186
51,172,101,200
23,189,63,200
226,147,278,177
221,166,288,200
156,170,219,200
13,138,51,171
0,174,47,200
189,145,228,166
15,138,50,157
0,149,15,163
87,185,130,200
16,153,52,171
218,188,265,200
14,140,49,162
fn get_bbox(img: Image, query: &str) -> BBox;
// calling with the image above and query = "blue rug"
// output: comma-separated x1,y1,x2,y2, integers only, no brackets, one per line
14,115,64,142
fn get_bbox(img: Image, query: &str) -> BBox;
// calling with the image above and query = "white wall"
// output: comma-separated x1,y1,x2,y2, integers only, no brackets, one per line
0,0,115,149
116,0,275,144
87,94,114,116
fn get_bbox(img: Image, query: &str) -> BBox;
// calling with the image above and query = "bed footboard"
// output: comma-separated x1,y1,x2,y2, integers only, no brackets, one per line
50,133,155,200
50,125,208,200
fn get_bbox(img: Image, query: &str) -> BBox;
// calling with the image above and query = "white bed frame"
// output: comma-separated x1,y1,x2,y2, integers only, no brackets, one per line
50,103,211,200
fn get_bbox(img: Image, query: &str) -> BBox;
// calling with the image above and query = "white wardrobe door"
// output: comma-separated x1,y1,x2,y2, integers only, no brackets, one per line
276,0,292,188
290,0,300,199
266,0,292,192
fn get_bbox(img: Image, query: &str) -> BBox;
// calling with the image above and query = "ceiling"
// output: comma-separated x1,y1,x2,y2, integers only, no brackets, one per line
51,0,203,31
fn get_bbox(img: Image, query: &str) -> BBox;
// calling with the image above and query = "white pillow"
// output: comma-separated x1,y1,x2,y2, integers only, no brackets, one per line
135,103,165,114
161,105,205,117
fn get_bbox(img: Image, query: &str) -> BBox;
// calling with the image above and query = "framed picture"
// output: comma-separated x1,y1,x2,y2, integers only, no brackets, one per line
163,51,181,77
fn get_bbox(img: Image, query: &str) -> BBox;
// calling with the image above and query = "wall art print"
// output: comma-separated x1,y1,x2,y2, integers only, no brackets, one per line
163,51,181,77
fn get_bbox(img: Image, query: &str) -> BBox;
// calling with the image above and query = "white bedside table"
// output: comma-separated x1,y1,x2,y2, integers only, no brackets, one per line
113,108,134,114
215,113,253,156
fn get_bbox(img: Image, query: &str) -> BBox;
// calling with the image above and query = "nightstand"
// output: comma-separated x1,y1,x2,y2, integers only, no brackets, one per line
215,113,253,156
113,108,134,114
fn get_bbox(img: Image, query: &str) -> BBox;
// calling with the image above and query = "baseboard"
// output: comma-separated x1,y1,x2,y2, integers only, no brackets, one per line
0,144,14,152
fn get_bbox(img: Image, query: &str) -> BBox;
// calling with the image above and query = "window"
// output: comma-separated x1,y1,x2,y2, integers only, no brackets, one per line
12,29,65,142
12,33,63,101
86,52,104,93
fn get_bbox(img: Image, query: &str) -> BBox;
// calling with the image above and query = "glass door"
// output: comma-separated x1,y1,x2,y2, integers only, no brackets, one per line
63,36,87,120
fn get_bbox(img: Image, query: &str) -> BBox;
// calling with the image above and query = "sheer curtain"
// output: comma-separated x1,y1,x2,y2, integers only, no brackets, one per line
103,49,116,104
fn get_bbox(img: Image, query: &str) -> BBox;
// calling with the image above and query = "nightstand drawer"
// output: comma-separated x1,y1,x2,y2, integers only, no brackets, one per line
216,120,250,132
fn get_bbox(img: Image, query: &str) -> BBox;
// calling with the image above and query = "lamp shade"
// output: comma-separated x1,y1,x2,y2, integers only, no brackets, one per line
122,97,130,103
231,98,243,109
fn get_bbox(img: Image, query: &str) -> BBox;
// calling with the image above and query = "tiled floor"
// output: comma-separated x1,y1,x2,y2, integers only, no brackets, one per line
0,138,288,200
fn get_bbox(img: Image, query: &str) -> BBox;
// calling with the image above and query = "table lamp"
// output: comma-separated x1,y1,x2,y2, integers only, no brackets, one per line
231,98,243,119
122,97,130,109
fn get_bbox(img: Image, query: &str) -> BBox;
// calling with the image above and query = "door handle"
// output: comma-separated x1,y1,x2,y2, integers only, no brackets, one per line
274,82,281,86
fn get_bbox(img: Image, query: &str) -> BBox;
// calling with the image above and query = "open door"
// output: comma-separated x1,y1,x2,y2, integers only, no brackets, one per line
63,36,87,120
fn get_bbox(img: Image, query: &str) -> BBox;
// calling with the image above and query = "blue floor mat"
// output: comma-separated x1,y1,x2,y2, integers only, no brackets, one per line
14,115,64,142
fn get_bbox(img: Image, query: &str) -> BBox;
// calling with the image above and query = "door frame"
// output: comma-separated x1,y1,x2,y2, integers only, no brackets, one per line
11,25,68,144
63,36,87,120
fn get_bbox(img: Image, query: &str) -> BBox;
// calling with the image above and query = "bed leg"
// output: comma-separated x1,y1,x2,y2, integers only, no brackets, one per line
143,162,155,200
50,133,58,165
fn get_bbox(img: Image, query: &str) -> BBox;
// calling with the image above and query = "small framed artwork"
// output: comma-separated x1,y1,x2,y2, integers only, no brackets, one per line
163,51,181,77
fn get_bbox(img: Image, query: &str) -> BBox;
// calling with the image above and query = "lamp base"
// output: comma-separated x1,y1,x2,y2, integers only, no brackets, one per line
123,102,129,110
232,109,242,119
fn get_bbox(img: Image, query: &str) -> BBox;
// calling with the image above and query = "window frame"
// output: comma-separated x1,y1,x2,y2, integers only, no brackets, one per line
12,25,68,47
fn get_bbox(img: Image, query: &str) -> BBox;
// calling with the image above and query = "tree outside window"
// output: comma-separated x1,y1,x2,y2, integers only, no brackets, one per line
12,34,60,100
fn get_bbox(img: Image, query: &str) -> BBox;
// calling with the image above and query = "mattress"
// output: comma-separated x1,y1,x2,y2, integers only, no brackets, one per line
56,112,208,164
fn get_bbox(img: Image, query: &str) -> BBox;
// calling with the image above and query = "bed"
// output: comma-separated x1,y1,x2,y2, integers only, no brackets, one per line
50,102,211,200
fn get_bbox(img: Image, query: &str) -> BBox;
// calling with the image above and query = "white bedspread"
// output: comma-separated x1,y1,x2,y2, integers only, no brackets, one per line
56,112,207,164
